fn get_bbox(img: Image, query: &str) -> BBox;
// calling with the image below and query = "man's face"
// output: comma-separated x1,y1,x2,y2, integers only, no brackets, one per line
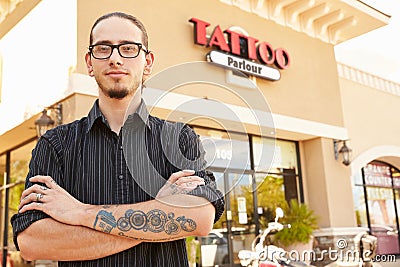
85,17,153,99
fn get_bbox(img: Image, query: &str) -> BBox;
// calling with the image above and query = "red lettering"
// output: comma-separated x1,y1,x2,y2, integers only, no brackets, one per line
224,30,242,56
189,18,210,45
244,36,258,60
275,48,290,69
208,25,230,52
257,42,275,65
189,18,291,71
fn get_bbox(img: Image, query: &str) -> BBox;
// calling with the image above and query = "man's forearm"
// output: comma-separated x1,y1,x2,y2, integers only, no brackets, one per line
18,218,140,261
81,194,215,241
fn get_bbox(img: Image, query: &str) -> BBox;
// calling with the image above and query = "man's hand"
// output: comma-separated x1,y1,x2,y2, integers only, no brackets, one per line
156,170,205,199
18,175,85,226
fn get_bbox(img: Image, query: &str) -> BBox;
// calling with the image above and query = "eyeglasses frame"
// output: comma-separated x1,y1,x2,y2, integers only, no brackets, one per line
88,42,150,59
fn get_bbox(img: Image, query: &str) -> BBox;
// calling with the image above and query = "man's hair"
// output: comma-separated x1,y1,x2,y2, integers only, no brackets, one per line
89,12,149,49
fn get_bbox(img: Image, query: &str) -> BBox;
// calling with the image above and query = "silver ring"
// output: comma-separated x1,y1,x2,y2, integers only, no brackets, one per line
36,193,43,202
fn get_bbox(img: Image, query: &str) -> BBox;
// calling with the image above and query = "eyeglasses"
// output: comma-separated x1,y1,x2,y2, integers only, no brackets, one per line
88,42,149,59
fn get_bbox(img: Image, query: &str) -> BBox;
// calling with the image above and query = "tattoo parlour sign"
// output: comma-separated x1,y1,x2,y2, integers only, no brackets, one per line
189,18,291,81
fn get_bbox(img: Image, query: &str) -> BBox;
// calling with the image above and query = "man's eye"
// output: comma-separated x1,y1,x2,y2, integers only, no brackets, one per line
121,45,137,52
96,46,111,52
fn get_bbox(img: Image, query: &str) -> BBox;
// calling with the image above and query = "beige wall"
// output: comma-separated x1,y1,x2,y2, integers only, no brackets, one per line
301,138,356,227
340,77,400,164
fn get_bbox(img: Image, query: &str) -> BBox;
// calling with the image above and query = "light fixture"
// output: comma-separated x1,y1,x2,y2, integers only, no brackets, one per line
333,139,352,166
34,103,62,138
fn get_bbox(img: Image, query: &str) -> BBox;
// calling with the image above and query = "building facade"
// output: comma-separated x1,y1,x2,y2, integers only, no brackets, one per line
0,0,398,266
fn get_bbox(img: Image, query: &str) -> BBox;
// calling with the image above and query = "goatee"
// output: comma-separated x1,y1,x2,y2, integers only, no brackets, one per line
107,89,130,99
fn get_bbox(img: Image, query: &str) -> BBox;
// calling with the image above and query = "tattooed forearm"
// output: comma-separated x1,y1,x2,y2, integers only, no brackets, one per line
118,232,179,242
93,208,197,237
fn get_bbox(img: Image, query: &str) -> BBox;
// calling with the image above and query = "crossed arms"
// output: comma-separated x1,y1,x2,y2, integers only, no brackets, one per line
16,173,215,261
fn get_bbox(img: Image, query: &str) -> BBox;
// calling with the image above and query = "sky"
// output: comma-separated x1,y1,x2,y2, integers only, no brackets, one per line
334,1,400,83
0,0,399,135
0,0,76,134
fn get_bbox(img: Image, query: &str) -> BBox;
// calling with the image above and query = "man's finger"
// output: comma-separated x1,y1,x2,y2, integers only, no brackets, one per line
19,191,46,210
20,183,49,201
19,201,44,214
29,175,57,189
174,176,204,186
167,170,195,183
182,180,205,188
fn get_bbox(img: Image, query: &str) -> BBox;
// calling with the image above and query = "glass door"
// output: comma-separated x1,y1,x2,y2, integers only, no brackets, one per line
199,170,255,267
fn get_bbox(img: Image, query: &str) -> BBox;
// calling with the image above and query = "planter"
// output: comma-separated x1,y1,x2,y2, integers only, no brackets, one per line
282,237,314,264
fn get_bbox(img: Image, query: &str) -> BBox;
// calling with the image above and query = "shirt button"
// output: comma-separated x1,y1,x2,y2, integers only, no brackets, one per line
119,146,123,150
118,175,124,180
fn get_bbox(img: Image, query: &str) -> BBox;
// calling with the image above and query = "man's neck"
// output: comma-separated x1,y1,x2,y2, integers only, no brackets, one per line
98,89,142,134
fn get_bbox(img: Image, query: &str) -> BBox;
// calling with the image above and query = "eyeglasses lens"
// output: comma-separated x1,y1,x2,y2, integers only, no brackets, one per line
91,44,141,59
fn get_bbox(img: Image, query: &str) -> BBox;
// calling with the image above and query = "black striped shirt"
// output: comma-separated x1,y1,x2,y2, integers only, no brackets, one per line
11,99,224,267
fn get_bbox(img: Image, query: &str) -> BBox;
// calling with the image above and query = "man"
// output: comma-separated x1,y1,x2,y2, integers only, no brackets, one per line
11,12,224,266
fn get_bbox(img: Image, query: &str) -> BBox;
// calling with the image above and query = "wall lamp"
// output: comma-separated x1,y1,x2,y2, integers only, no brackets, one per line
333,139,352,166
34,103,63,138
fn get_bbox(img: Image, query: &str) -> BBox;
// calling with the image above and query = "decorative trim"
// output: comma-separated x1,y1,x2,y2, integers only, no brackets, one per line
337,63,400,97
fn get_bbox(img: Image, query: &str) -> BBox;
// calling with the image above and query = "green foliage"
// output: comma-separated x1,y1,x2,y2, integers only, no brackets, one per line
255,175,287,228
274,199,319,246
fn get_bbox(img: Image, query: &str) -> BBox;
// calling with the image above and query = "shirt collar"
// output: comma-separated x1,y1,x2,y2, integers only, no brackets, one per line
86,99,151,133
124,99,151,130
86,100,103,133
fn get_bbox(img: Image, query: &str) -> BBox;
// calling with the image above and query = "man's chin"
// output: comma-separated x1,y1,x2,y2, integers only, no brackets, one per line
104,89,130,100
109,92,129,99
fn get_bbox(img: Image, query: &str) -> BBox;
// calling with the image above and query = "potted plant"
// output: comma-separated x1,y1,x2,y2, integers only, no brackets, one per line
273,199,319,260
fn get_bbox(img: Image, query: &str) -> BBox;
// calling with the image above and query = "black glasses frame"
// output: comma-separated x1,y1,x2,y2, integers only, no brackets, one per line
88,42,149,59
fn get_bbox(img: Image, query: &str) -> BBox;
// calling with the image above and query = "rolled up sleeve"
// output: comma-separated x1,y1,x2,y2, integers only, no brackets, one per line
187,173,225,223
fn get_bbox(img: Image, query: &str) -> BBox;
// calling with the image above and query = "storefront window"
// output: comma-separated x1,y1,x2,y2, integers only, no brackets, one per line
193,127,250,171
253,137,298,173
253,137,300,218
359,161,400,255
255,173,287,228
352,185,368,227
0,154,6,243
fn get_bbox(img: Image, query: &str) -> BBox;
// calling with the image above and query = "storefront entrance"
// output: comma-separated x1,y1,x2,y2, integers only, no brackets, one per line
192,126,302,266
198,168,300,266
361,161,400,255
199,170,255,267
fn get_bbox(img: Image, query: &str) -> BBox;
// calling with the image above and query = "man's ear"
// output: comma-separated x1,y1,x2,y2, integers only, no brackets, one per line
85,53,94,77
143,52,154,76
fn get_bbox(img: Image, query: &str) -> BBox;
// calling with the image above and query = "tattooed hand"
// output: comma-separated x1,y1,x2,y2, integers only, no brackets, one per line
156,170,205,199
18,175,85,226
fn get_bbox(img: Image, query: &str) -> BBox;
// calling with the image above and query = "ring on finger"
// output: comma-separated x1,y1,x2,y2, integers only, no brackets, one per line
36,193,43,202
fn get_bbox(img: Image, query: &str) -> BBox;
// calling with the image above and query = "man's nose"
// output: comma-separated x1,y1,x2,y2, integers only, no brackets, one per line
109,47,123,65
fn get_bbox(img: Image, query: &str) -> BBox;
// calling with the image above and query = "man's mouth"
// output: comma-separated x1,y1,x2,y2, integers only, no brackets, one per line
106,70,128,79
